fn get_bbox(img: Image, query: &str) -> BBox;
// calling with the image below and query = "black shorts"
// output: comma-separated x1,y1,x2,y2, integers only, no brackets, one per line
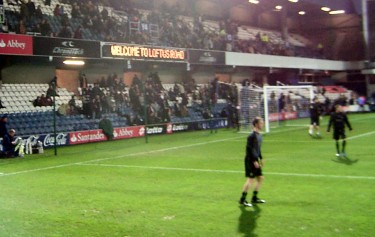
244,157,262,178
333,129,346,140
310,116,320,126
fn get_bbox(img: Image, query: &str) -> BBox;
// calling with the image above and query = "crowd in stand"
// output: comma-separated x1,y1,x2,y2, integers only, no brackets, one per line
64,70,238,126
1,0,324,58
31,84,58,107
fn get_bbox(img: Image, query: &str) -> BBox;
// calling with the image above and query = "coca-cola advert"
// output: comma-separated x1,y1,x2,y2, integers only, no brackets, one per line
69,130,107,145
113,126,145,140
21,133,69,148
43,133,69,147
0,33,33,55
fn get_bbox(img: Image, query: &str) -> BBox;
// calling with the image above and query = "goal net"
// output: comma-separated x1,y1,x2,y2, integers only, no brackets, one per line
239,85,315,133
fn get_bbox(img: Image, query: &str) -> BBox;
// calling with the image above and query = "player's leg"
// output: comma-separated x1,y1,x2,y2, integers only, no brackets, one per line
333,131,340,156
341,132,347,156
316,126,321,136
309,120,314,135
239,158,254,206
239,178,254,207
315,119,321,136
252,176,266,203
335,140,340,156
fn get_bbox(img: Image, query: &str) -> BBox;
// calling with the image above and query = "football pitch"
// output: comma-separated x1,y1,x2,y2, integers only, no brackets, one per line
1,113,374,237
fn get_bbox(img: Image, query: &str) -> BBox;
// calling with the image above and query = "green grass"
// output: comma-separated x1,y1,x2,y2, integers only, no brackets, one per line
1,113,375,237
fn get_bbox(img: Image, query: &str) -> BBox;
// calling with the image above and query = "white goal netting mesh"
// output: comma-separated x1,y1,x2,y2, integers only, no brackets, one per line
239,85,314,133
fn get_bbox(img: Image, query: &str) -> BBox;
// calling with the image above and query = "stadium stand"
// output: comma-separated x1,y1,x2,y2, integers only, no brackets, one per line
0,76,238,136
1,0,324,58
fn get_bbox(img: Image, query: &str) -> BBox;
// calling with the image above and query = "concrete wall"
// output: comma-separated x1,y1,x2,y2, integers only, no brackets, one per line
2,65,56,84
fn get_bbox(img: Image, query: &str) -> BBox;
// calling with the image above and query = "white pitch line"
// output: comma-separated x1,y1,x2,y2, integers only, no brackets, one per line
77,163,375,180
346,131,375,140
0,129,373,178
233,130,375,143
0,163,77,177
77,135,247,164
0,135,245,178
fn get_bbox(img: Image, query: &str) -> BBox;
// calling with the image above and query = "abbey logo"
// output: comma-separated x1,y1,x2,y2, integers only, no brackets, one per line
0,33,33,55
0,39,26,49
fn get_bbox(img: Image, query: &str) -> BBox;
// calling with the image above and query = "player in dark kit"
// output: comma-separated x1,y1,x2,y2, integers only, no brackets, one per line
309,97,323,137
327,105,352,157
239,117,266,207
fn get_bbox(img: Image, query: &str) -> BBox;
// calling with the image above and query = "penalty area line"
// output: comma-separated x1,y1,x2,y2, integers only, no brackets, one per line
77,163,375,180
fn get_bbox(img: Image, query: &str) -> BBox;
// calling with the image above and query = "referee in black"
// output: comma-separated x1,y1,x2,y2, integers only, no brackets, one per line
327,104,352,157
239,117,266,207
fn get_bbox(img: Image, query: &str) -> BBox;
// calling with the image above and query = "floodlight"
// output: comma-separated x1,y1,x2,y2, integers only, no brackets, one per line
63,60,85,66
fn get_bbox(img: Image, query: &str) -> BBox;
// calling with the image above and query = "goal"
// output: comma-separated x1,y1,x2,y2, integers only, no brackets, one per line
238,85,315,133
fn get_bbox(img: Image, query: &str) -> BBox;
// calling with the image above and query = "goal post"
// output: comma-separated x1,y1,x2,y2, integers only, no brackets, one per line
263,85,315,133
238,84,315,133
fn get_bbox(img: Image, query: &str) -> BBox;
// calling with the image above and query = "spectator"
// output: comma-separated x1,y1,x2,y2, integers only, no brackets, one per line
16,19,27,35
1,19,9,33
0,114,9,139
46,84,59,98
82,88,92,118
53,4,61,16
40,94,52,106
357,95,366,111
2,129,24,158
92,94,102,119
73,25,83,39
31,23,41,34
127,113,144,126
40,18,52,36
59,5,65,16
58,25,73,38
337,94,348,106
79,73,88,88
35,5,43,19
57,103,69,116
20,1,29,20
91,83,102,98
71,4,82,19
44,0,51,6
26,0,36,17
278,93,286,112
68,95,79,114
0,99,6,109
31,96,42,107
